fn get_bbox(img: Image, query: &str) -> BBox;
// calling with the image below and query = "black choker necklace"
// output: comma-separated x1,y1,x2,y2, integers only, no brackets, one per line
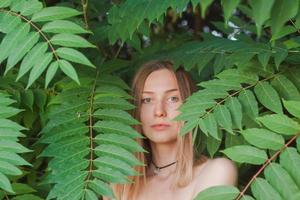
152,161,177,175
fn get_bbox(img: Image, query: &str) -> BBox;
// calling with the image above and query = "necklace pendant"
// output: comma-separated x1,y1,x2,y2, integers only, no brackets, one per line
154,167,160,175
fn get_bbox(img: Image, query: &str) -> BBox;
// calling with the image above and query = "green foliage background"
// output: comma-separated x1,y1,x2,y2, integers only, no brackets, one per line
0,0,300,199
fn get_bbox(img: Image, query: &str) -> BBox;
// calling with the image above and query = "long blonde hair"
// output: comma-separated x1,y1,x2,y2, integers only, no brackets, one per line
113,60,206,200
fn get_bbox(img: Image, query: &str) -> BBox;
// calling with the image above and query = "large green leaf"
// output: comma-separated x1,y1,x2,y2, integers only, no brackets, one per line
42,20,91,34
283,100,300,119
251,178,282,200
16,42,48,81
56,47,95,68
257,114,300,135
0,22,30,67
88,179,114,198
280,147,300,188
264,163,300,200
249,0,275,37
31,6,82,22
214,104,233,134
254,82,283,114
51,33,96,48
94,134,145,152
221,0,240,26
194,185,239,200
271,75,300,101
0,172,14,193
222,145,267,164
225,96,242,130
26,52,53,89
240,128,284,150
58,59,80,85
6,32,40,72
238,90,259,120
271,0,299,39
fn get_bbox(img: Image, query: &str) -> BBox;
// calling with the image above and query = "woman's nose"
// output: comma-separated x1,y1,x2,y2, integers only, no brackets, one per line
154,102,166,117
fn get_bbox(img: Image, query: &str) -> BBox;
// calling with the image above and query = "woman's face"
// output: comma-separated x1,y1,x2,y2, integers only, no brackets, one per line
140,69,183,144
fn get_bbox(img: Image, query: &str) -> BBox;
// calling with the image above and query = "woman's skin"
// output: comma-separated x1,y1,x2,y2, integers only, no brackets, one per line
135,69,237,200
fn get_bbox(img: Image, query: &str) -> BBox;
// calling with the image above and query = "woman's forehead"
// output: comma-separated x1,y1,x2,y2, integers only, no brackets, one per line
142,69,179,92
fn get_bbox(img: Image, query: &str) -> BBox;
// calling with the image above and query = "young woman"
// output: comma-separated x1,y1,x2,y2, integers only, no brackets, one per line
104,60,237,200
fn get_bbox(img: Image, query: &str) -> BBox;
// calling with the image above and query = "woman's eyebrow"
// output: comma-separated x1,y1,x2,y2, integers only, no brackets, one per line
142,89,178,94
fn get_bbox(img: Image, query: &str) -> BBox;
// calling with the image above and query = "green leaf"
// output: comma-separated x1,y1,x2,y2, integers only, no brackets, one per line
6,32,40,72
51,33,96,48
58,60,80,85
241,128,284,150
45,61,59,88
94,156,138,176
254,82,283,114
271,0,299,39
0,160,22,176
0,106,21,118
0,13,21,33
94,121,142,139
207,134,222,158
42,20,91,34
12,183,36,195
179,119,198,136
249,0,275,37
21,90,34,111
238,90,259,120
12,194,43,200
94,144,142,166
273,47,288,69
222,145,267,165
216,69,258,85
214,104,233,134
257,114,300,135
199,0,214,18
0,152,31,166
31,6,82,22
56,47,95,68
93,109,139,125
93,167,128,184
0,172,14,193
16,42,48,81
194,185,239,200
257,52,271,69
225,97,242,130
85,189,98,200
88,179,114,198
202,114,220,140
0,22,30,67
0,0,11,8
297,137,300,152
0,140,31,153
26,52,53,89
264,163,299,200
283,100,300,119
271,75,300,101
221,0,240,26
251,178,282,200
280,147,300,188
11,0,43,16
95,134,145,153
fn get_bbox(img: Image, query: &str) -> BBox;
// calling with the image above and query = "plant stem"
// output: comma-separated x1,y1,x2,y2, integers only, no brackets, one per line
81,0,89,29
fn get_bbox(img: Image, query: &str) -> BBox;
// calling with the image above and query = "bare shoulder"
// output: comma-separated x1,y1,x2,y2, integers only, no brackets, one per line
192,157,238,196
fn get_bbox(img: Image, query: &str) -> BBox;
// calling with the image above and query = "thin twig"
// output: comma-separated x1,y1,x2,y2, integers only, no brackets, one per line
81,0,89,29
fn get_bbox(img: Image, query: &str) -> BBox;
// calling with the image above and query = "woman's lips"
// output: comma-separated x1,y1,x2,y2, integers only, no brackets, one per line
151,124,170,131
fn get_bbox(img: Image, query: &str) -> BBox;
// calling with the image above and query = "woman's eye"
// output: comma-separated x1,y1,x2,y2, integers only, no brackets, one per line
141,97,151,104
167,96,179,103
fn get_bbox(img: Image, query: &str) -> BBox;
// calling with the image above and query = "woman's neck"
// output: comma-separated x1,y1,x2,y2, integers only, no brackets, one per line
149,140,178,174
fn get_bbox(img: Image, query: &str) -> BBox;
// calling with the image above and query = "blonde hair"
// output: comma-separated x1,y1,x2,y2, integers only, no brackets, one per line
112,60,206,200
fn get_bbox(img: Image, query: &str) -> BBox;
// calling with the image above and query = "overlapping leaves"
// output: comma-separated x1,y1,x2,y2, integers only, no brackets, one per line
39,74,144,199
0,0,95,89
0,92,31,194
